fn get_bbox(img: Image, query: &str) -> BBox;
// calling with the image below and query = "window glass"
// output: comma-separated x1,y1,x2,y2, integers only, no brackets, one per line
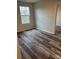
19,6,30,24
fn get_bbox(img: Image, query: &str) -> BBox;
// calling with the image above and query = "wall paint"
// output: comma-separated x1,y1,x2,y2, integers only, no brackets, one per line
17,1,35,32
34,0,57,34
56,5,61,26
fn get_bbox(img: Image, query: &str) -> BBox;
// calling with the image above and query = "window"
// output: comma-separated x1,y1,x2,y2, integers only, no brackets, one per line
19,6,30,24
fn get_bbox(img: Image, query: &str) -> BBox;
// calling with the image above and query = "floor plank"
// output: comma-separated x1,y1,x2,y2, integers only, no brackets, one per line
18,29,61,59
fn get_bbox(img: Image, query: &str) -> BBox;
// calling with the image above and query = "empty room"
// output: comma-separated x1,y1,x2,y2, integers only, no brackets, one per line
17,0,61,59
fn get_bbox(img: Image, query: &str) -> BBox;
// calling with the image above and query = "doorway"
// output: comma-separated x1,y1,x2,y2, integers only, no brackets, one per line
55,0,61,37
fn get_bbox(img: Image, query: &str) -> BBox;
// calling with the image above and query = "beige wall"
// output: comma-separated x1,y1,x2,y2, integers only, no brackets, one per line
56,5,61,26
17,1,35,32
34,0,57,34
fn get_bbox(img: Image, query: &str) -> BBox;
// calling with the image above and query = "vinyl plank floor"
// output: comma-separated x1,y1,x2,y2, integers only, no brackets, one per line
18,29,61,59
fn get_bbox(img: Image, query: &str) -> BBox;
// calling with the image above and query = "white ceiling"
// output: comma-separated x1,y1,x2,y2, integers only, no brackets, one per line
17,0,40,3
17,0,61,4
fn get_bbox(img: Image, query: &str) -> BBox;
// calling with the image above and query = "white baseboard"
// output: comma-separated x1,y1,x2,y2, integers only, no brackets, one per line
37,28,55,34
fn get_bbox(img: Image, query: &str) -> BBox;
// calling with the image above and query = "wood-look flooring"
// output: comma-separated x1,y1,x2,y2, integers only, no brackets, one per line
18,29,61,59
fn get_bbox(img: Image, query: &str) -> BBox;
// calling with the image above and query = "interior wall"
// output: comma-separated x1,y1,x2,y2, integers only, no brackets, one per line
56,5,61,26
34,0,57,34
17,1,35,32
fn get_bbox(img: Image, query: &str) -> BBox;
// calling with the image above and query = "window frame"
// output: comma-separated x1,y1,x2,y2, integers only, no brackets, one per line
19,5,31,24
